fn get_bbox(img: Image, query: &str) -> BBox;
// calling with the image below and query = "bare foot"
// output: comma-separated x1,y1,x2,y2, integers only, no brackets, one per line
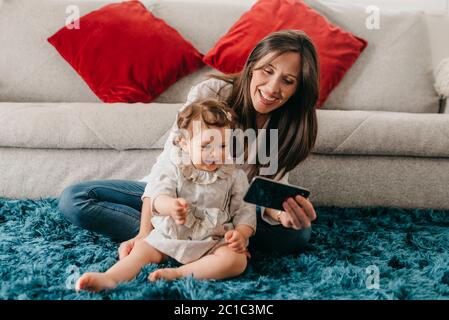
148,268,182,282
75,272,117,292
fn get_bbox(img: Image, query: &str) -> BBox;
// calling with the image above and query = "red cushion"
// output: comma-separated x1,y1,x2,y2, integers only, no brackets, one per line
203,0,367,107
48,0,204,103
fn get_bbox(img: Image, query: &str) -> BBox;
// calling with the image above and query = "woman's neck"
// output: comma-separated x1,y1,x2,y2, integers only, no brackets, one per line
256,113,269,129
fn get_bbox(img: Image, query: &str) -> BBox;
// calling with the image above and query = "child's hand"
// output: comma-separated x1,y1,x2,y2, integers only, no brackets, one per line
225,230,247,254
170,198,189,225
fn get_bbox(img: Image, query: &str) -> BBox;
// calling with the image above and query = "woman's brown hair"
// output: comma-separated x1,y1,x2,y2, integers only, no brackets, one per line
211,29,319,180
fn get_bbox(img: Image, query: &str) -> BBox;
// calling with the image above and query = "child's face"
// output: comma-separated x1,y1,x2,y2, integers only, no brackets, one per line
180,121,228,172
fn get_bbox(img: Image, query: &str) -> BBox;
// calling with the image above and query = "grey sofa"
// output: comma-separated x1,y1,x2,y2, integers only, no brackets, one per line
1,0,448,209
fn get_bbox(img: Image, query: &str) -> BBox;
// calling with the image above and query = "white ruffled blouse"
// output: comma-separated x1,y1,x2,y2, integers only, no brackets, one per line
142,144,256,264
179,162,236,185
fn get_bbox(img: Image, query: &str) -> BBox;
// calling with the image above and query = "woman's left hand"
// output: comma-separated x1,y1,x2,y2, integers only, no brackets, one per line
279,195,317,230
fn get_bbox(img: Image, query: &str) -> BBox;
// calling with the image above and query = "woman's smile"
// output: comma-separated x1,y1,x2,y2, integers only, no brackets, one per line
258,89,280,105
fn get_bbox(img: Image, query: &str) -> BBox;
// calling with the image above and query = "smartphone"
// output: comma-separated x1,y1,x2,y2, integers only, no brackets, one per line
243,176,311,211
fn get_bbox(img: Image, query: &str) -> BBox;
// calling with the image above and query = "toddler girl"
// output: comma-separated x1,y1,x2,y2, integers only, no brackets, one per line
75,99,256,292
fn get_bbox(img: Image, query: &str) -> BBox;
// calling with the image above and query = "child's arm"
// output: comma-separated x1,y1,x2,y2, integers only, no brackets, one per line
140,147,182,224
153,195,188,225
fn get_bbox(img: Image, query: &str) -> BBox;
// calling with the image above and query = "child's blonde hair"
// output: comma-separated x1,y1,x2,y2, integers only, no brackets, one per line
173,99,241,145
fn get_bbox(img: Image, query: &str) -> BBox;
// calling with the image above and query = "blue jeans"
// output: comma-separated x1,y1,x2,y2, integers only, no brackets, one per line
58,180,311,254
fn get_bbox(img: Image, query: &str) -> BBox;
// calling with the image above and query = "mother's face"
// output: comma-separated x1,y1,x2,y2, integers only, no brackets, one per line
249,51,301,114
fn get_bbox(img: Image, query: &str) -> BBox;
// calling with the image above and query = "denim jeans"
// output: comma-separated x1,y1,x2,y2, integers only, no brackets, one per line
58,180,311,254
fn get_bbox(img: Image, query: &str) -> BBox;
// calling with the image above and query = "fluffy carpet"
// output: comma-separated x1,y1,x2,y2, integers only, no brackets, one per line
1,198,449,300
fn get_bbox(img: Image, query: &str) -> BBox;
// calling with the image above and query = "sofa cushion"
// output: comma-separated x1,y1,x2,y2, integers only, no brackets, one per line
3,148,449,208
314,110,449,157
203,0,368,107
292,154,449,209
1,103,449,159
47,1,204,103
149,0,252,56
0,102,181,150
0,148,162,199
153,66,220,104
304,0,439,113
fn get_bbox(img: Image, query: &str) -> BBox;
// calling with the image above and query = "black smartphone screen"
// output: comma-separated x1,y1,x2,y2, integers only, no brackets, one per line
243,177,310,211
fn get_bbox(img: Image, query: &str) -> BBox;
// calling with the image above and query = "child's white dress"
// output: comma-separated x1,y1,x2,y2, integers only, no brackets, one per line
142,146,256,264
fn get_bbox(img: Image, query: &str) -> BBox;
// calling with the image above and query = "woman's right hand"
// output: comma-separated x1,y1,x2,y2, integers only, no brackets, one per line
279,195,317,230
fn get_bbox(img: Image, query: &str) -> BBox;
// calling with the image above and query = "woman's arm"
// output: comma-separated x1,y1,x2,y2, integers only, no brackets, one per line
258,172,290,225
225,170,257,254
230,170,257,235
263,207,283,223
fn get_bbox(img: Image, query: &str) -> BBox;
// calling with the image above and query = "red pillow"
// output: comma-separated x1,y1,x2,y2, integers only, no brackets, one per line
203,0,367,107
48,0,204,103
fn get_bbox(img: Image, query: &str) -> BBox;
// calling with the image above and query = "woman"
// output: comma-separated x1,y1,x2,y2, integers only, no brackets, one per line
58,29,319,258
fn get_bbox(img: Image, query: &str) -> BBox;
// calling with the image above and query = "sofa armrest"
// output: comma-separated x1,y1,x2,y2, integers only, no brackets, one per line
440,98,448,114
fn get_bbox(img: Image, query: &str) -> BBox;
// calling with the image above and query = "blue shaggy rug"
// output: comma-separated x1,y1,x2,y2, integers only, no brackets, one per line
1,198,449,300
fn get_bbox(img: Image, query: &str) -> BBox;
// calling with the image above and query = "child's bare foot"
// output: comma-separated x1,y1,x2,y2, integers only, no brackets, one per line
75,272,117,292
148,268,182,282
